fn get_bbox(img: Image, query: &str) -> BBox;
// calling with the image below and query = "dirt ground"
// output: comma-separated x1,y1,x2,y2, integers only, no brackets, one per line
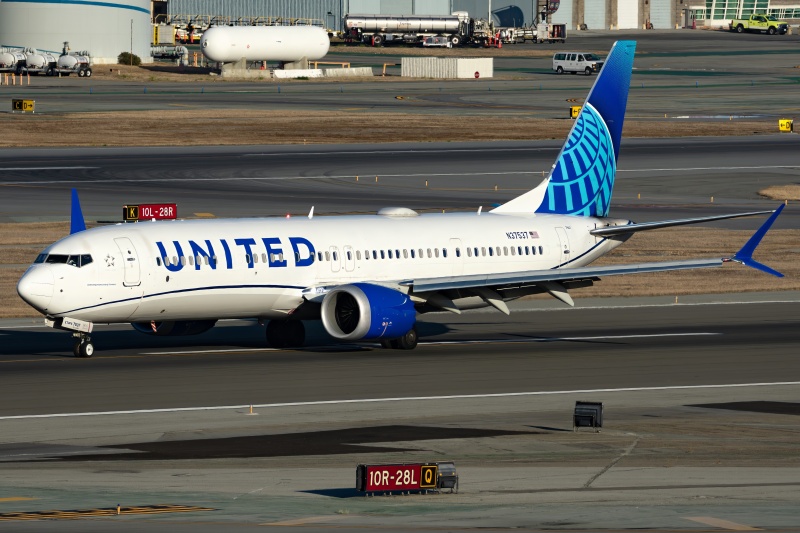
0,109,777,148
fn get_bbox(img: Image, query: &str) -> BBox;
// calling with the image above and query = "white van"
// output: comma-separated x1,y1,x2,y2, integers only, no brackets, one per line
552,52,604,75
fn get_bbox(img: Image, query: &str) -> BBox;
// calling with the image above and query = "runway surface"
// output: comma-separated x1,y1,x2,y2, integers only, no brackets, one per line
1,31,799,531
0,295,799,417
1,137,799,227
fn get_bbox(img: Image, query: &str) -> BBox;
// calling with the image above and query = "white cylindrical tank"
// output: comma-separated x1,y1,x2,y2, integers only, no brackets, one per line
0,50,24,68
24,51,47,69
200,26,330,63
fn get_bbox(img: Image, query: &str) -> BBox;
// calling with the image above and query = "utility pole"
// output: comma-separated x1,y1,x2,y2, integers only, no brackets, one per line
130,19,133,65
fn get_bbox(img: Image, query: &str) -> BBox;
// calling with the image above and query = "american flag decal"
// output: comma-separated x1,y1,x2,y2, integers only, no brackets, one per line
529,231,539,238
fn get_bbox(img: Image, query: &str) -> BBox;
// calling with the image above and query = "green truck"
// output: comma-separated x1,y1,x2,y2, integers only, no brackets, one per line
729,14,789,35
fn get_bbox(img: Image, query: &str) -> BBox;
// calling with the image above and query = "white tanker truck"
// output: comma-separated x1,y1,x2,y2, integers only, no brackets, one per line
4,43,91,77
342,12,495,46
0,48,26,72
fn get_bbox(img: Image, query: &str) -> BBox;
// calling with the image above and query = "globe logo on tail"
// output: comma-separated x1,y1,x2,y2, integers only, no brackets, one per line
538,103,616,217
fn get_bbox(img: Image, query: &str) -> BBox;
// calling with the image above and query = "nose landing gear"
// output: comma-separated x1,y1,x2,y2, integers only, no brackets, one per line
72,333,94,358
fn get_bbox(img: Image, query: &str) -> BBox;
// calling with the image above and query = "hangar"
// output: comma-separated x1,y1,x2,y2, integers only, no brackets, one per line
0,0,152,64
161,0,799,31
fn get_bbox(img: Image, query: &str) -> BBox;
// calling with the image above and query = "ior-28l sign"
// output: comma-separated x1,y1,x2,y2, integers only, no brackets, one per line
123,203,178,222
356,463,437,492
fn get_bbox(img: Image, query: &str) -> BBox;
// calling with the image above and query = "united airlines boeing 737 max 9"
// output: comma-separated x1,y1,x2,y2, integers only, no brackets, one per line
17,41,785,357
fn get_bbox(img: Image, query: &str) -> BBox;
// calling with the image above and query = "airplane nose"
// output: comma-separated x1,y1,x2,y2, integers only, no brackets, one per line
17,266,54,313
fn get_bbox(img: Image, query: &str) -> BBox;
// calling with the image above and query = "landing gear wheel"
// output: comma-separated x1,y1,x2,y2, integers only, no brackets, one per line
396,328,418,350
556,66,564,74
265,320,305,348
73,337,94,358
79,341,94,358
584,67,592,76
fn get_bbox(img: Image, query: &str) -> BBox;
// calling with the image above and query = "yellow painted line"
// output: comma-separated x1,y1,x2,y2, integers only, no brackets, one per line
0,498,36,502
685,516,762,531
262,515,346,526
193,212,215,218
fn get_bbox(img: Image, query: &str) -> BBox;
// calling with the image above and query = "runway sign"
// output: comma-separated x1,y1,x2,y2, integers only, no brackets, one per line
356,463,441,492
12,99,34,113
123,203,177,221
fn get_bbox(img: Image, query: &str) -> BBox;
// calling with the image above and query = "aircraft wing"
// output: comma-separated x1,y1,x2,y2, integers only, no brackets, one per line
407,258,722,293
408,204,785,297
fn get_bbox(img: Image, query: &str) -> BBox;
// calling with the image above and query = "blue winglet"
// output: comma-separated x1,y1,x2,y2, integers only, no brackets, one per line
731,204,785,277
70,188,86,235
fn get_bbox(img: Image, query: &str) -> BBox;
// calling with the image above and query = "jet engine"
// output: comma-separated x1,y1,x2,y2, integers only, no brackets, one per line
320,283,416,341
131,320,217,336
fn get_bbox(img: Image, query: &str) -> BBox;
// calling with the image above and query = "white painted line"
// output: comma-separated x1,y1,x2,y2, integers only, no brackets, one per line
1,382,798,421
142,348,279,355
618,165,799,173
0,166,97,171
425,333,719,345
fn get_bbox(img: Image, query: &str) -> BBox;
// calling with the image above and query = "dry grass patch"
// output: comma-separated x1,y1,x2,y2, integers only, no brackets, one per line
0,110,777,148
760,185,800,201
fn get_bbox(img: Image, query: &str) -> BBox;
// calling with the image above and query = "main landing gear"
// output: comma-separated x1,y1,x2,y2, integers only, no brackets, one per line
72,333,94,358
265,319,306,348
380,328,418,350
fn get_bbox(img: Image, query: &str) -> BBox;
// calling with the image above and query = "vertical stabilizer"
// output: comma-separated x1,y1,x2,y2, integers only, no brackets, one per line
70,189,86,234
492,41,636,216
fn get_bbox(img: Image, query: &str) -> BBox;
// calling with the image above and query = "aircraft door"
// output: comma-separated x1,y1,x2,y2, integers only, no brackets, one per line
329,246,341,273
449,238,463,276
555,227,571,265
343,245,355,272
114,237,141,287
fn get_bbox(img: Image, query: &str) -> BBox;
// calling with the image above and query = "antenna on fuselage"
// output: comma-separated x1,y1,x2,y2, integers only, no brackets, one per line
70,188,86,234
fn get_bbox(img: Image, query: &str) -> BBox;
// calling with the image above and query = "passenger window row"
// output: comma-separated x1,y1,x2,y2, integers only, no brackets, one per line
155,245,546,267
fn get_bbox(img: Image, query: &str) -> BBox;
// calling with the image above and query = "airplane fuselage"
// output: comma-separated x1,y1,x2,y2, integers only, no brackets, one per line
19,211,626,324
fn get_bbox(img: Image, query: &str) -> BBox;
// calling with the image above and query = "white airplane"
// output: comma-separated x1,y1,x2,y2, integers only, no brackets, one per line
17,40,784,357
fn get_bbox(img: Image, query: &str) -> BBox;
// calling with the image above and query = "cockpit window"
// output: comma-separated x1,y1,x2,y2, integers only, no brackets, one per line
45,254,69,264
42,254,93,267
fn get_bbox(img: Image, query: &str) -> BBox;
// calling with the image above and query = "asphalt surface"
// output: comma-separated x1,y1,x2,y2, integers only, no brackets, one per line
1,30,799,531
1,137,799,228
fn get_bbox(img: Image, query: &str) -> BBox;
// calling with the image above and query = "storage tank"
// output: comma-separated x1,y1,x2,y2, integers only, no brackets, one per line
0,0,151,64
200,26,329,63
58,54,89,69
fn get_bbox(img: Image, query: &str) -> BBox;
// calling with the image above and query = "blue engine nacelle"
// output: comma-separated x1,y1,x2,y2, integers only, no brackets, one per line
320,283,416,341
131,320,217,336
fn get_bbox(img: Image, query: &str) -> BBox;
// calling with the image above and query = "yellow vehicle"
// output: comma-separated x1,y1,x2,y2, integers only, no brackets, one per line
730,14,788,35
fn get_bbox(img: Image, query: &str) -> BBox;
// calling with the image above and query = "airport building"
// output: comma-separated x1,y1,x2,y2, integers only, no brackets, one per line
0,0,152,64
161,0,799,29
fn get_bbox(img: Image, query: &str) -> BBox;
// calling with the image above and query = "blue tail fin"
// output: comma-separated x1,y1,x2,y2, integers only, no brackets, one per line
70,188,86,234
493,41,636,216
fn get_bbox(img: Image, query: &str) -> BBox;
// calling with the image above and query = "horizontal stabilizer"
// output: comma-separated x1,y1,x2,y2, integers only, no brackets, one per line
728,204,785,277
